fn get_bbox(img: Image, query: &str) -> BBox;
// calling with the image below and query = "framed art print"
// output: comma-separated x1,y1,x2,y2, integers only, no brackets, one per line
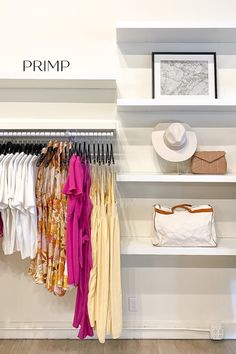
152,52,217,99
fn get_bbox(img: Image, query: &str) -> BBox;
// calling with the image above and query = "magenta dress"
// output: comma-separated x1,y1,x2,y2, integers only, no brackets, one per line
63,156,93,339
63,155,83,286
0,214,3,238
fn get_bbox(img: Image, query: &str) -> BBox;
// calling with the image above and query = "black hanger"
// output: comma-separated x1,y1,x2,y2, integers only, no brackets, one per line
73,142,77,156
11,142,17,153
87,144,92,164
44,144,55,167
24,143,30,154
0,143,5,155
78,143,82,157
106,143,109,164
36,146,48,167
82,142,87,162
45,145,58,167
68,142,73,161
110,143,115,165
101,143,105,165
6,142,13,154
0,143,5,154
15,143,21,153
38,144,44,155
35,144,42,156
93,143,96,164
64,144,70,166
29,143,35,155
97,143,101,165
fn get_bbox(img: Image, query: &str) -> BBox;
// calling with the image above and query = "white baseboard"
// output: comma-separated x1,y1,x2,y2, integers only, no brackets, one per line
0,320,235,340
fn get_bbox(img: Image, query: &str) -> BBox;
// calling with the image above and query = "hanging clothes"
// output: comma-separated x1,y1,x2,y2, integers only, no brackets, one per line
88,164,122,343
106,165,122,339
0,214,3,238
0,150,38,259
63,155,93,339
0,135,122,342
29,141,68,296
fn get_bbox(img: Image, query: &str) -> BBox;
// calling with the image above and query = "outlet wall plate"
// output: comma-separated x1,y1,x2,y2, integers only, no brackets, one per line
210,324,224,340
128,296,138,312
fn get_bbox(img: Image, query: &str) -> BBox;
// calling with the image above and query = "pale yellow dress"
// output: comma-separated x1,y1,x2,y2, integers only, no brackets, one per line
88,165,122,343
106,166,122,339
88,165,99,326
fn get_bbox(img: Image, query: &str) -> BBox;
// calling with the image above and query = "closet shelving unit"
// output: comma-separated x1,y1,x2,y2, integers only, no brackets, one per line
0,73,117,103
0,73,117,129
117,99,236,112
0,73,116,89
0,119,117,131
117,22,236,112
117,22,236,257
116,22,236,43
117,173,236,183
121,238,236,256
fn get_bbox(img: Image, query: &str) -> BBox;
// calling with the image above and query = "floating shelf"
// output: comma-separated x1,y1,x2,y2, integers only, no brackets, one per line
0,118,117,131
117,173,236,183
116,22,236,43
0,74,116,89
117,99,236,112
121,237,236,256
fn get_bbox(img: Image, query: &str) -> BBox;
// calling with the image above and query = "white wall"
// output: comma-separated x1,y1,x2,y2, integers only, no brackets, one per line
1,0,236,340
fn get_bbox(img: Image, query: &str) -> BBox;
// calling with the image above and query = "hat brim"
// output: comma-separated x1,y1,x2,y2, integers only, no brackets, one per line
152,123,197,162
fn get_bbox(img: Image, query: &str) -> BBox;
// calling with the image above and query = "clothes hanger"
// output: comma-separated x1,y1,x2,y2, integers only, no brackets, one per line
82,142,87,163
101,143,105,165
11,141,17,153
24,143,29,154
44,142,57,167
6,142,13,154
97,143,101,165
73,141,77,155
87,143,92,164
37,141,52,167
93,143,95,164
29,142,35,155
0,142,5,154
35,144,42,156
106,143,109,165
68,140,73,161
78,142,82,158
110,143,115,165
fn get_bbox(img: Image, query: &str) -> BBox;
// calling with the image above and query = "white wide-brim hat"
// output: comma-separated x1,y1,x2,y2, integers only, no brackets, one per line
152,122,197,162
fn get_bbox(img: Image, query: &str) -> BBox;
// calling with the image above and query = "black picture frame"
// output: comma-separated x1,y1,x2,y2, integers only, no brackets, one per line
152,52,217,99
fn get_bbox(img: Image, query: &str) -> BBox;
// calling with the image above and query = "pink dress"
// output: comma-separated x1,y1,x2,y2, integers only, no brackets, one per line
63,156,93,339
0,214,3,237
63,156,84,285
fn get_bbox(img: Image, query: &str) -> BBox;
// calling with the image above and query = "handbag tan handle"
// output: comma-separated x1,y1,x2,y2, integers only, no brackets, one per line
171,204,192,212
171,204,213,214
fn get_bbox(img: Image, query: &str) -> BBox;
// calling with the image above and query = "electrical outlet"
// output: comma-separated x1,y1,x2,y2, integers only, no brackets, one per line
128,296,138,312
210,324,224,340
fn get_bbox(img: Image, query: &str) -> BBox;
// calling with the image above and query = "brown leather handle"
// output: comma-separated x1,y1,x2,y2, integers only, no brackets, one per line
171,204,192,212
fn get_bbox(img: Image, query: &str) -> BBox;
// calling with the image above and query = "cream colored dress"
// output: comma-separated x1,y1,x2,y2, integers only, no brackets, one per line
88,165,122,343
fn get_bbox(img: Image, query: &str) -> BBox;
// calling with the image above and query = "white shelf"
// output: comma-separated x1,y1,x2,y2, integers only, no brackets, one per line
0,74,116,89
117,173,236,183
117,99,236,112
121,237,236,256
0,118,117,131
117,21,236,43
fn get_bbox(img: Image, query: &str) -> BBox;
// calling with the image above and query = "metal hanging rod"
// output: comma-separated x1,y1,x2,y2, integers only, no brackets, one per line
0,129,114,138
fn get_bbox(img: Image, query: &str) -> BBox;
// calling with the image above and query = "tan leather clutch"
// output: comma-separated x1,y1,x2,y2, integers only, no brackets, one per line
191,151,227,174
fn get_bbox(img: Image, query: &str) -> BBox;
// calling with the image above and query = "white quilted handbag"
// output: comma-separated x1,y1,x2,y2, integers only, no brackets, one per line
153,204,217,247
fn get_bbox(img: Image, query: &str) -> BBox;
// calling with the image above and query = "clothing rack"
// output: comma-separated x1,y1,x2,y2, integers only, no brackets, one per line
0,129,116,164
0,129,114,139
